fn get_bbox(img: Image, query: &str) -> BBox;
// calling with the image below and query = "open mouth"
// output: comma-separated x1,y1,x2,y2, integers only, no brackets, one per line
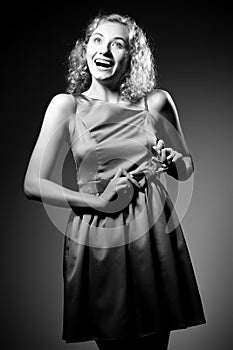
94,58,114,69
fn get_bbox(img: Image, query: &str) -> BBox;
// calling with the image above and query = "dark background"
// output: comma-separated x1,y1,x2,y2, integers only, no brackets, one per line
2,2,233,350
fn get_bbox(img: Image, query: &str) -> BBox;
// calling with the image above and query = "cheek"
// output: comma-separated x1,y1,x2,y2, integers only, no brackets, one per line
86,47,92,60
86,50,94,69
117,54,130,70
86,43,96,59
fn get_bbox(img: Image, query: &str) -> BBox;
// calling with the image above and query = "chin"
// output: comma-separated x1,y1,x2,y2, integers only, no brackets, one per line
93,72,117,82
89,63,118,79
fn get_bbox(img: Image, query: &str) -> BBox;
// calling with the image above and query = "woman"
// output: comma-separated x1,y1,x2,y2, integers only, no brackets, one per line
23,13,206,349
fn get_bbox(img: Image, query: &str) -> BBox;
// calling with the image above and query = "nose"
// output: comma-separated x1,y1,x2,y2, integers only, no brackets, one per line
99,41,112,56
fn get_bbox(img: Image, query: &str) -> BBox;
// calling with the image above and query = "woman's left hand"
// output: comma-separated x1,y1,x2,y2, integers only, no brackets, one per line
153,137,183,167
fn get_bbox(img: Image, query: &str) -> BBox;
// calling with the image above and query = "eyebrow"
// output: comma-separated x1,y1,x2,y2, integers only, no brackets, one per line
92,32,127,43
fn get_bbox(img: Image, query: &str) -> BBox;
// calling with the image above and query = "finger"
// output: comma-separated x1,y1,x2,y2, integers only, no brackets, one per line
172,153,182,162
153,145,161,153
166,153,174,161
113,167,122,178
153,145,161,156
153,140,165,157
156,139,165,151
129,162,149,175
156,167,168,174
114,177,129,186
160,148,167,162
129,169,147,177
165,150,181,162
116,183,131,192
154,136,159,145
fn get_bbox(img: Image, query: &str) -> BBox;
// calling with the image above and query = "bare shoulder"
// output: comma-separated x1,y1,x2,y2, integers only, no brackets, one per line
147,88,180,128
48,93,77,114
147,89,175,113
43,93,77,131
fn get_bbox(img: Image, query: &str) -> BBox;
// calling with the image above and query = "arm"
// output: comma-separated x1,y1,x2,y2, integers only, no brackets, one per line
147,89,194,181
23,93,101,209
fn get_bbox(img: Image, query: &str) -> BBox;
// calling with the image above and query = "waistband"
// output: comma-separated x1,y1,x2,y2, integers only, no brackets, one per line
77,157,167,196
78,172,148,196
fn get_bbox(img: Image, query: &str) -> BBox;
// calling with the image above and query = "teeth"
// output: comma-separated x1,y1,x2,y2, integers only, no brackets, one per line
95,59,110,65
95,59,113,67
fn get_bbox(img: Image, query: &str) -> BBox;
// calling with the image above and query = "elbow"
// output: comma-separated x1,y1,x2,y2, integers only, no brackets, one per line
180,155,195,181
186,155,195,178
185,163,194,180
167,155,194,181
23,178,34,199
23,176,39,200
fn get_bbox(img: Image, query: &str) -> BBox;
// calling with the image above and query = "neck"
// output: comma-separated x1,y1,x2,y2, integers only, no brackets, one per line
84,79,122,103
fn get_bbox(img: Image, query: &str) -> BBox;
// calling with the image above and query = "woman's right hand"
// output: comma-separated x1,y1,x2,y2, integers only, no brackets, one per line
97,168,133,213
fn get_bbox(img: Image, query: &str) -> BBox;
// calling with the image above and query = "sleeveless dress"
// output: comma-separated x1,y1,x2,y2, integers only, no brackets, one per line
62,94,206,343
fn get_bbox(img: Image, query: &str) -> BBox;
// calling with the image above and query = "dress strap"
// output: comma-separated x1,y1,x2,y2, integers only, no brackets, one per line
144,95,149,111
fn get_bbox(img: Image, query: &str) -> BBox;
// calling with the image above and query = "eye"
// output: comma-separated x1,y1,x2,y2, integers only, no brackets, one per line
116,41,125,49
93,36,102,44
112,41,124,49
116,42,123,49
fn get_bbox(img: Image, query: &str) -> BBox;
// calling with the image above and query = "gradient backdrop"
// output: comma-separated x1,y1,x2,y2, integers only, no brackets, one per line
2,3,232,350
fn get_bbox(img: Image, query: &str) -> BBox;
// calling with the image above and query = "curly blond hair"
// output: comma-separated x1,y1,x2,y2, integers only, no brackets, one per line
66,13,158,101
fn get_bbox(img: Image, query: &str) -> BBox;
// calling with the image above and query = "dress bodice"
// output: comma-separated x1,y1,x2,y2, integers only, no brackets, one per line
68,95,160,186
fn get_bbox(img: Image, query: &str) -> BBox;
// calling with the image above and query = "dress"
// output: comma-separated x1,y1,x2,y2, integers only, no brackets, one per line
62,94,206,343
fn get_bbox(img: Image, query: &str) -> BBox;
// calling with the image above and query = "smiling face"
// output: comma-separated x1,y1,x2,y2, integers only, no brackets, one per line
86,21,130,86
